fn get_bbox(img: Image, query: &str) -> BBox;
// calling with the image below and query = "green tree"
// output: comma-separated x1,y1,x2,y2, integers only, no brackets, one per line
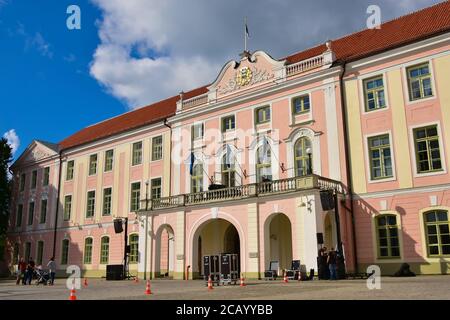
0,138,12,261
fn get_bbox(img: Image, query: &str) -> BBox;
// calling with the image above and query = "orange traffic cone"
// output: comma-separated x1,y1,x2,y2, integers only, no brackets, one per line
207,275,214,290
240,276,246,287
145,280,152,295
69,286,77,300
283,274,289,283
83,278,88,287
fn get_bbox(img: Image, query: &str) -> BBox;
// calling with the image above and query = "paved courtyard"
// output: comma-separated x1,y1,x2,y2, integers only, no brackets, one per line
0,276,449,300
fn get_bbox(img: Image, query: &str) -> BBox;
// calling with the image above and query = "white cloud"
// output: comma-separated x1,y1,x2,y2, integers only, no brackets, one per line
3,129,20,156
90,0,440,109
25,32,53,58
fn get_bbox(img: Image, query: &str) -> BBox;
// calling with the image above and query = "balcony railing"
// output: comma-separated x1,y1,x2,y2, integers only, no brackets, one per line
138,174,345,212
182,93,209,109
286,55,324,77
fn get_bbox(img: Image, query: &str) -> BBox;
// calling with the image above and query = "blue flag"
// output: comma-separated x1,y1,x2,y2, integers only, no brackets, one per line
189,152,195,176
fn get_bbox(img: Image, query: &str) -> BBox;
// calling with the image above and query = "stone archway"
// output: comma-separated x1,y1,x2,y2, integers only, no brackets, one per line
191,218,242,279
324,212,337,250
154,224,175,278
264,213,293,272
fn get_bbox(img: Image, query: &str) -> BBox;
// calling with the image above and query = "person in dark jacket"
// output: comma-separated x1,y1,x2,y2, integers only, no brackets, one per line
25,257,35,285
327,248,337,281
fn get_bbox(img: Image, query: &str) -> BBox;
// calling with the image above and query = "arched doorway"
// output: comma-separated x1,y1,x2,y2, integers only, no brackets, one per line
155,225,175,278
264,213,293,272
192,218,241,279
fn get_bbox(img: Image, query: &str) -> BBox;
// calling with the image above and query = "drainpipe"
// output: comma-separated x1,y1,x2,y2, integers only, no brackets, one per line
338,62,359,273
52,151,63,258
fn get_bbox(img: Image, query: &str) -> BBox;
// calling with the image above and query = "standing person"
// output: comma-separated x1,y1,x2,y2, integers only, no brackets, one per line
25,257,35,285
327,248,337,281
47,257,56,285
16,258,27,285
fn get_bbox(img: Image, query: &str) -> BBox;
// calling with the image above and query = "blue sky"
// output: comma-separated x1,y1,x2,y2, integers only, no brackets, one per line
0,0,440,160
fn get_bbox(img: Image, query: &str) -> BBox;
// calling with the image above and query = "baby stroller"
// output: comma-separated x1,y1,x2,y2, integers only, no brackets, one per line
34,267,51,285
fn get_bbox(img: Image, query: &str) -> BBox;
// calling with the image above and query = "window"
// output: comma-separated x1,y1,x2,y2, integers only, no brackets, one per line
100,236,109,264
43,167,50,186
86,191,96,218
151,178,162,199
192,123,204,140
364,76,386,111
376,215,400,258
255,106,271,124
16,204,23,227
28,202,34,226
368,135,393,180
129,234,139,264
89,154,98,176
132,142,143,166
221,154,236,188
407,63,433,101
84,238,93,264
256,145,272,183
36,241,44,265
61,239,69,265
20,173,26,192
66,160,74,180
102,188,112,216
294,138,312,177
191,163,203,193
24,242,31,262
13,243,19,264
40,199,47,224
130,182,141,211
152,136,163,161
414,125,442,173
292,95,310,114
31,170,37,189
63,195,72,221
221,115,235,132
424,210,450,256
104,150,114,172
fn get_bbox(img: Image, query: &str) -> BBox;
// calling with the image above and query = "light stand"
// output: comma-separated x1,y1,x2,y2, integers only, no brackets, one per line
143,180,150,280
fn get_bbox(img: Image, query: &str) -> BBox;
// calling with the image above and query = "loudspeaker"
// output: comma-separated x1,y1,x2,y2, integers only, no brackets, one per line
320,190,335,211
106,264,124,280
113,219,123,234
317,233,324,245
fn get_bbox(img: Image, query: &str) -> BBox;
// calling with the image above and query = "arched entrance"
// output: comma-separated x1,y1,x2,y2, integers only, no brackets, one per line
192,218,241,279
155,225,175,278
264,213,293,272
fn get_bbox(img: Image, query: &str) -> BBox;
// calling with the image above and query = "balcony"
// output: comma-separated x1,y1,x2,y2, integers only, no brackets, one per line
138,174,345,212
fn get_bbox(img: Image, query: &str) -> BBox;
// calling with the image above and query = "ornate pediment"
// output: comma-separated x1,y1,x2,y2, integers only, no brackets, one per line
208,51,286,99
12,140,58,169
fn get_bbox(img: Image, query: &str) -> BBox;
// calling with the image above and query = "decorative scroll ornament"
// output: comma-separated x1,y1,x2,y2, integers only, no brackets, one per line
30,150,51,161
218,66,274,95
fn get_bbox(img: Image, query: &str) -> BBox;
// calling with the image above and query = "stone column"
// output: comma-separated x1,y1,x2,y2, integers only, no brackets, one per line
247,203,260,279
174,210,185,279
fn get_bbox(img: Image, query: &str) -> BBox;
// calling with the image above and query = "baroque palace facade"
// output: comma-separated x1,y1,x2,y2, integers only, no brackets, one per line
5,2,450,278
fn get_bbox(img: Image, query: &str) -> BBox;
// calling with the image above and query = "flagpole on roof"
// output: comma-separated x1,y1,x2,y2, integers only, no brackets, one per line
244,17,248,52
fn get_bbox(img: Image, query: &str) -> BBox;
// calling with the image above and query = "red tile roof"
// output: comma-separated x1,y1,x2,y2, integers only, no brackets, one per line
60,1,450,151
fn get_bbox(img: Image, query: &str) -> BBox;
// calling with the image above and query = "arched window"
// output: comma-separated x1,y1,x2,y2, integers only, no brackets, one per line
294,137,312,177
84,237,93,264
376,215,400,258
221,154,236,188
424,210,450,256
191,163,203,193
61,239,69,265
256,146,272,183
100,236,110,264
129,234,139,264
